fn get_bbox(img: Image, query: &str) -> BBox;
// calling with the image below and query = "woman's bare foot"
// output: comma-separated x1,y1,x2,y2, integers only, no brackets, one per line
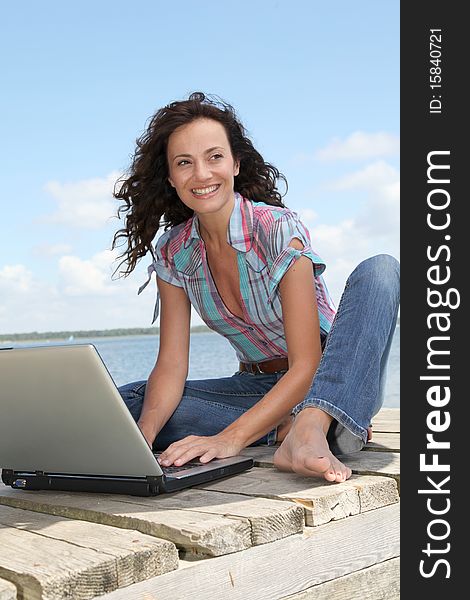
273,407,352,483
276,415,294,442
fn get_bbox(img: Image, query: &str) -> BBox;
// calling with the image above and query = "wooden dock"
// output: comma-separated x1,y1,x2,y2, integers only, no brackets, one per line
0,408,400,599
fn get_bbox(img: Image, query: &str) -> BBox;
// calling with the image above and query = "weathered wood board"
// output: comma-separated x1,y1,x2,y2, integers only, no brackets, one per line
197,471,398,526
337,451,400,478
372,408,400,433
0,578,17,600
96,503,400,600
241,447,401,483
0,505,177,600
365,432,400,452
280,557,400,600
0,487,303,557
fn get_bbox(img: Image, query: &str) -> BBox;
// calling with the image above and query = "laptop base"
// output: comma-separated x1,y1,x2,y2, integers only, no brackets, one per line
1,457,253,496
1,469,162,496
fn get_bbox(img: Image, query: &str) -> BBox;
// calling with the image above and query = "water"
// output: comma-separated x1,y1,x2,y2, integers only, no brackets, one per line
10,327,400,407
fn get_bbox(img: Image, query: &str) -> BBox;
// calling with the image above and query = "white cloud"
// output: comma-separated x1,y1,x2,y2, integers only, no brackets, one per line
330,160,398,191
58,250,119,296
359,179,400,236
308,161,400,304
41,171,121,229
315,131,399,161
0,265,62,333
0,253,206,335
295,208,318,228
327,160,400,237
0,264,33,293
313,219,367,257
311,216,399,306
0,261,142,334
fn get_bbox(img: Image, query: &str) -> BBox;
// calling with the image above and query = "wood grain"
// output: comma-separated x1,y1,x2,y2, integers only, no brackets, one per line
0,487,303,557
197,471,398,526
0,578,16,600
372,409,400,433
365,432,400,452
96,503,400,600
279,558,400,600
242,447,400,483
0,505,177,600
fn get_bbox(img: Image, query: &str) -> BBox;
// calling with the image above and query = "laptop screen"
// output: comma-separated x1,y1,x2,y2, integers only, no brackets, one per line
0,345,162,477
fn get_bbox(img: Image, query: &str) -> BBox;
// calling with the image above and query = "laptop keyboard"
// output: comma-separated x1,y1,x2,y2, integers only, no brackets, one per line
153,454,203,475
161,464,199,474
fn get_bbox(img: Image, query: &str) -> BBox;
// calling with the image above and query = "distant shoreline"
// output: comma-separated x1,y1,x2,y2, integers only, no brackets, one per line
1,320,400,344
0,325,212,343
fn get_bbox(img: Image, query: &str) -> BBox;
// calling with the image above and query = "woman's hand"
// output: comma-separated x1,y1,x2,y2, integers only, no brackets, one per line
158,432,245,467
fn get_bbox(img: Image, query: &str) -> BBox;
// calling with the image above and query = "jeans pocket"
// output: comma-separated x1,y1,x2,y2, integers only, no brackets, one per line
232,370,255,377
275,370,288,381
130,382,146,396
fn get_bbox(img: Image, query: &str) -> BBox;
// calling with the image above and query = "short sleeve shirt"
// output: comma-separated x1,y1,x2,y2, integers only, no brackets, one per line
140,193,336,363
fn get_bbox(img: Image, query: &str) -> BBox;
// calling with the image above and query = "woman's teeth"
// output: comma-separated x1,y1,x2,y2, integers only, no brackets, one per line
192,185,219,195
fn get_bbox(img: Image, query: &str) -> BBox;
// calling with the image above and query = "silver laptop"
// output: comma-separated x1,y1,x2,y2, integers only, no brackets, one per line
0,344,253,496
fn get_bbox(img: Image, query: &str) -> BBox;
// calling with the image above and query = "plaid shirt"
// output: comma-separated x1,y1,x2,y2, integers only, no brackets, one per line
140,193,336,363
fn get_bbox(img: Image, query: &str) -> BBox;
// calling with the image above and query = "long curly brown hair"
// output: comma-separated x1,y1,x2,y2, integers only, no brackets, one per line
112,92,287,276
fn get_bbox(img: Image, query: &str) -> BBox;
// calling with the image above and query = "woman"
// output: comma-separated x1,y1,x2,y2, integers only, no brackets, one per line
113,92,400,483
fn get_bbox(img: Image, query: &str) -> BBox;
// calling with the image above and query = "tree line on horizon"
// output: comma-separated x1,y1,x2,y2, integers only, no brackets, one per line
0,317,399,343
0,325,212,342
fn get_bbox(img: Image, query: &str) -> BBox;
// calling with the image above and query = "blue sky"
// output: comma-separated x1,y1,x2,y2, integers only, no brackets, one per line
0,1,399,334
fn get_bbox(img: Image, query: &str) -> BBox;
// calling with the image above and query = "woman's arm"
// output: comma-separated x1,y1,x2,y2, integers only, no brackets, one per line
220,245,322,446
137,276,191,446
159,239,323,465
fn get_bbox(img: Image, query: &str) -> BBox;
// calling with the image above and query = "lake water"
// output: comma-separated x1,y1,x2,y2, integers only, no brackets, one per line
11,327,400,408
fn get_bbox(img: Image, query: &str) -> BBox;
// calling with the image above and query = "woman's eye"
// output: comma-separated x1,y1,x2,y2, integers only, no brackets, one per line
211,153,223,160
177,159,190,166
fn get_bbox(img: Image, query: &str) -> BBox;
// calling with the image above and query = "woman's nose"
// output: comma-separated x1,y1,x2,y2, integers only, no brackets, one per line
193,160,212,181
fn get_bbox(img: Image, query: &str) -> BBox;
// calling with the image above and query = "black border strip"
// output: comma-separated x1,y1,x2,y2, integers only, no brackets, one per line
401,3,465,594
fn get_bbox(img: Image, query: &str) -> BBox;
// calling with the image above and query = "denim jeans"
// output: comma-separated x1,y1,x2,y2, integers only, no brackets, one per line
119,254,400,455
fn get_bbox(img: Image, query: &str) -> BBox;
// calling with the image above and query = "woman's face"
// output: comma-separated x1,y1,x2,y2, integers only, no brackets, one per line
167,118,240,216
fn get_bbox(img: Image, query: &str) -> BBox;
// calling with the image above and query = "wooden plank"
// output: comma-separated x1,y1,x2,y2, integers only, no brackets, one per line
136,489,305,546
197,470,398,526
365,432,400,452
279,558,400,600
0,578,16,600
96,503,400,600
243,432,400,460
0,487,303,557
372,408,400,433
0,505,177,600
0,492,250,558
242,447,400,482
337,452,400,482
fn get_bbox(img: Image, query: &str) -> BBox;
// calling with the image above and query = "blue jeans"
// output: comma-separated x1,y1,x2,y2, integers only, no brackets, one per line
119,254,400,455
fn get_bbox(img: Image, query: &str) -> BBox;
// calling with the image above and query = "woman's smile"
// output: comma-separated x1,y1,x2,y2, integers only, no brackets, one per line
191,183,221,198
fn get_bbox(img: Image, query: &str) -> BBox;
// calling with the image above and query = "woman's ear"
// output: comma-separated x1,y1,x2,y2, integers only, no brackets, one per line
168,177,175,188
234,160,240,177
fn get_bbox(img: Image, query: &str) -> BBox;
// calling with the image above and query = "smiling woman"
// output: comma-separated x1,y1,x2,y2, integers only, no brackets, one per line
112,92,286,277
112,91,400,484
